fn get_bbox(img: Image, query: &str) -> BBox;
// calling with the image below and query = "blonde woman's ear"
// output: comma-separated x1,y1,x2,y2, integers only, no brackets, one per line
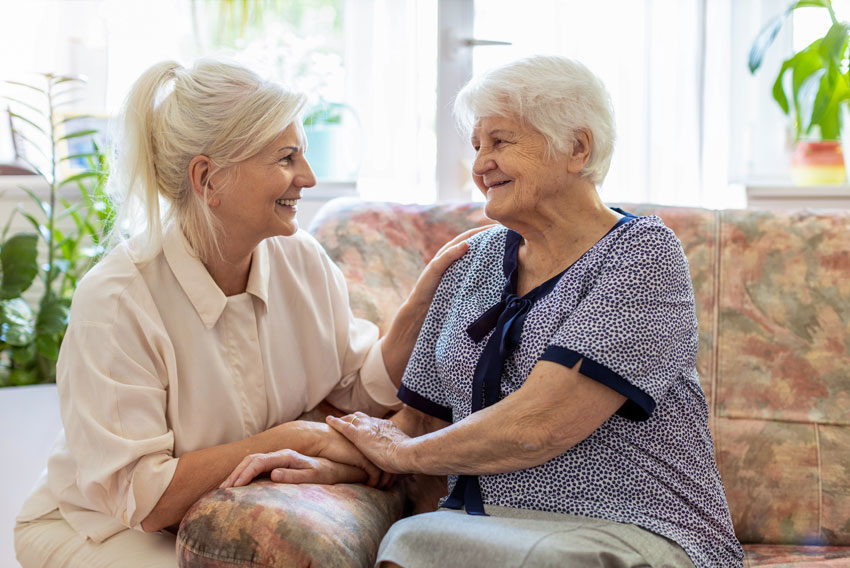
189,155,218,206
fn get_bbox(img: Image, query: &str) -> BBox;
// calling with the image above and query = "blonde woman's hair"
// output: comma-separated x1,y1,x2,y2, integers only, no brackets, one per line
453,55,616,186
107,58,307,262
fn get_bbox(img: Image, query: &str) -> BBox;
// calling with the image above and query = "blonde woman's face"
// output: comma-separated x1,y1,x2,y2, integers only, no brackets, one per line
214,123,316,250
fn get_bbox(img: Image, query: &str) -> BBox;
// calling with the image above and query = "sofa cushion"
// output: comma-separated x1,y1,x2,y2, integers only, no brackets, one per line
715,209,850,425
712,209,850,547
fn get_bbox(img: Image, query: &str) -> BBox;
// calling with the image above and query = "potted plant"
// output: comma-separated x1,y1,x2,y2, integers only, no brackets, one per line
0,73,112,386
749,0,850,184
302,101,361,182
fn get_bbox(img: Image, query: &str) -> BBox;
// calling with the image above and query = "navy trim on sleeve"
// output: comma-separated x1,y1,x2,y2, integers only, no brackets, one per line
398,384,453,423
539,345,656,421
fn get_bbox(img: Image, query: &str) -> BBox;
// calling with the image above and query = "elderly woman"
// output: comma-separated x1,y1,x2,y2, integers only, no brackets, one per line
315,56,742,567
13,59,475,567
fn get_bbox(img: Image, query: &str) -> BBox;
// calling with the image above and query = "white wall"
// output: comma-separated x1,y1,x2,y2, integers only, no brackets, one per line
0,385,62,568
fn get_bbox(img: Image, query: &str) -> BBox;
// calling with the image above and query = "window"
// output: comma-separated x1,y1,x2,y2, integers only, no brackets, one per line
2,1,822,210
1,0,438,203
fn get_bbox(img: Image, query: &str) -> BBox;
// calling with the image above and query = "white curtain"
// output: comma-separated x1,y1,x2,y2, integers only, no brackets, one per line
343,0,438,204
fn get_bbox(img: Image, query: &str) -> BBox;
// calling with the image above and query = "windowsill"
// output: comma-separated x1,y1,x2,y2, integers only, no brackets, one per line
744,181,850,209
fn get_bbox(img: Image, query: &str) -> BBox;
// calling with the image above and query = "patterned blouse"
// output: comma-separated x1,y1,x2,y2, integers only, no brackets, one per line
398,213,744,568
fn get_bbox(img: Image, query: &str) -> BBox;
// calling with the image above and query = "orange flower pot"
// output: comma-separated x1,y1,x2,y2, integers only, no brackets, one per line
790,140,846,185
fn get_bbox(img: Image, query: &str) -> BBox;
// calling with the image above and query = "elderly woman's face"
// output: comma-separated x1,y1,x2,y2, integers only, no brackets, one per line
470,116,582,225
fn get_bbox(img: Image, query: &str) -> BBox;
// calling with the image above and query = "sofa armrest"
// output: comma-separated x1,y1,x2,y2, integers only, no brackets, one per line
177,481,404,568
176,401,421,567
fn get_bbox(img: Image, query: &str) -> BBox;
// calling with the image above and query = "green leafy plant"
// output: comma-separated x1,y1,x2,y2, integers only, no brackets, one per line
0,74,113,386
303,101,345,127
749,0,850,141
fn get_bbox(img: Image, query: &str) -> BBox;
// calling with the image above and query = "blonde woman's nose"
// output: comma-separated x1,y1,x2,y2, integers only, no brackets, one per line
299,160,317,188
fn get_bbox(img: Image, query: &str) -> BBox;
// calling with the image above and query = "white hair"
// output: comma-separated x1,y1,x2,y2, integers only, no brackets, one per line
453,55,616,186
107,58,307,263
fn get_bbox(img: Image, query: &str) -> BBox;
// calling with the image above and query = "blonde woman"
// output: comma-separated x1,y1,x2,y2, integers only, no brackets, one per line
13,59,472,567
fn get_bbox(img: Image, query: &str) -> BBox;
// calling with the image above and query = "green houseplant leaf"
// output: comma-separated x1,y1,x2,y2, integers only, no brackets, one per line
754,0,850,142
0,298,35,346
749,0,836,73
0,234,39,299
1,73,113,385
35,294,70,360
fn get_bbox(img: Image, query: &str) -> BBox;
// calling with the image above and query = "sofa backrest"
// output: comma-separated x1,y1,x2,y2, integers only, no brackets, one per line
309,198,850,547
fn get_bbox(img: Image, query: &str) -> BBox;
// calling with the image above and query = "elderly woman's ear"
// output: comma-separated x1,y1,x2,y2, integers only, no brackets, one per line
189,155,220,206
566,129,593,174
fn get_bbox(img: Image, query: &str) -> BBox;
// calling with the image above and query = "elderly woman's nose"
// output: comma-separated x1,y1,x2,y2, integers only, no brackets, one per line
472,151,496,176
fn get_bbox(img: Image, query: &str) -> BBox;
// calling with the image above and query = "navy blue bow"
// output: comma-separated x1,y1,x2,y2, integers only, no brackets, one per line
467,292,533,409
444,284,534,515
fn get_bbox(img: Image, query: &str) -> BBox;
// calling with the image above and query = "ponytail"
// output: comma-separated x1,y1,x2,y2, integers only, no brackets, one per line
107,61,181,261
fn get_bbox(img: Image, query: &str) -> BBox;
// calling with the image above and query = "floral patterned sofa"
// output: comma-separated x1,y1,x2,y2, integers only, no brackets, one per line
177,199,850,567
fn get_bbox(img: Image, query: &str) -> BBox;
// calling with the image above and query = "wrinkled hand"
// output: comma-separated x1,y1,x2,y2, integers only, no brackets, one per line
220,449,370,488
257,420,389,486
289,419,390,486
326,412,413,474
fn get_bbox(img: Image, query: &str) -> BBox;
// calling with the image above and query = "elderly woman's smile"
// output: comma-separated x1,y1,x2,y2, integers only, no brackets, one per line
470,115,583,230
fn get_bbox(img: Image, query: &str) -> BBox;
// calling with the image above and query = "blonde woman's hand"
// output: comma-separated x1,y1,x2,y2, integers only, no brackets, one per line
382,224,495,381
406,224,495,308
220,449,370,488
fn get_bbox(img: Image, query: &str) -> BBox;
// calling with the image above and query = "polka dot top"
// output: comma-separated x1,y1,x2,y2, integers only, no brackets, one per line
399,213,744,568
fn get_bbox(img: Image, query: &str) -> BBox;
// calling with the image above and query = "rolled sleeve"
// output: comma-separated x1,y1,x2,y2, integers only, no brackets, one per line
323,256,402,415
55,319,178,534
547,223,699,420
357,338,399,409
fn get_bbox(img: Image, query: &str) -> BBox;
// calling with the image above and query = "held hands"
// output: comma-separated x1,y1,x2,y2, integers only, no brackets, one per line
220,449,371,488
219,420,394,489
291,420,380,479
326,412,413,474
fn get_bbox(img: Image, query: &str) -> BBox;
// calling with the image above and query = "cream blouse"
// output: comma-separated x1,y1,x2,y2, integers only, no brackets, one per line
17,225,400,542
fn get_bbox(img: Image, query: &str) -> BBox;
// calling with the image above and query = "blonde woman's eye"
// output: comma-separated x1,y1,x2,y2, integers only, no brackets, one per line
279,155,293,165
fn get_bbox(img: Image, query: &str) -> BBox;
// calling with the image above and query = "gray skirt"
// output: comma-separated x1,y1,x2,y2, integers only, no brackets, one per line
376,506,696,568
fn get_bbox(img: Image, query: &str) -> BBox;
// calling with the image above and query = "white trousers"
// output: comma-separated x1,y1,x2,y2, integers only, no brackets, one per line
14,510,177,568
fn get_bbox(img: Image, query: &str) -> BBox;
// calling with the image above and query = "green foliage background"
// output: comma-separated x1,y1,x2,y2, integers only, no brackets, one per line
749,0,850,141
1,74,113,386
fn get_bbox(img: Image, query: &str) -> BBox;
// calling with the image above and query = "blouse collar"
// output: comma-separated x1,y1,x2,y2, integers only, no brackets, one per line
162,224,270,329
